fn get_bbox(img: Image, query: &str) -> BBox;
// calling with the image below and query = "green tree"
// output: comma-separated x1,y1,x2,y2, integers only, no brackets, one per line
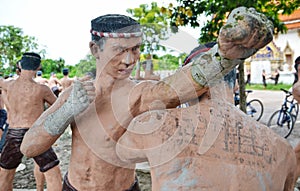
41,58,66,77
127,2,172,55
156,53,186,70
0,25,39,74
163,0,299,43
162,1,300,113
74,54,96,77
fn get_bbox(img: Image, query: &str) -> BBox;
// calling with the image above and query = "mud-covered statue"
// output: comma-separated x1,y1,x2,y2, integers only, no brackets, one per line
0,53,62,191
117,43,297,191
21,7,275,190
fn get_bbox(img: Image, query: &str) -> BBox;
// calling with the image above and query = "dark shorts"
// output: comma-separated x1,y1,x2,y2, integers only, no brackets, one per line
62,172,77,191
62,172,141,191
51,86,60,97
0,128,59,172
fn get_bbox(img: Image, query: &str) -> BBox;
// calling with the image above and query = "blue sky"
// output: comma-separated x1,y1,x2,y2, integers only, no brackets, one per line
0,0,199,65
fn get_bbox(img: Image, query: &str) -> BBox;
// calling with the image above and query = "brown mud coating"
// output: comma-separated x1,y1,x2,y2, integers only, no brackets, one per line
20,7,280,191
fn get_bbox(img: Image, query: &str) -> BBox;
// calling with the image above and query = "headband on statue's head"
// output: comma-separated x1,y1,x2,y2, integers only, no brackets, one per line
90,29,142,38
91,14,141,40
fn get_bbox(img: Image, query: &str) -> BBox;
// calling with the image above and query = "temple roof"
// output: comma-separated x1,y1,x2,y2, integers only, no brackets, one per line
279,9,300,30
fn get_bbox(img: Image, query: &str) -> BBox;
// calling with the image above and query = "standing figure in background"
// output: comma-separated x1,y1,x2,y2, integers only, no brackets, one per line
270,69,280,85
35,71,49,85
48,72,62,97
135,57,160,81
246,69,251,85
0,52,62,191
60,68,74,91
262,69,267,89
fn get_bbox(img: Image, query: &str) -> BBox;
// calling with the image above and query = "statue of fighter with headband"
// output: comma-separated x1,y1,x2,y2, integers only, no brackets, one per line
21,7,274,190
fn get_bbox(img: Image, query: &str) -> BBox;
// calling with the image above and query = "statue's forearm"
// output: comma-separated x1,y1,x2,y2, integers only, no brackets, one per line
190,45,243,87
44,80,90,136
44,98,75,135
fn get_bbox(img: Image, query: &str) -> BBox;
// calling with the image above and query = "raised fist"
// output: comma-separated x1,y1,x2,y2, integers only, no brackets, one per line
218,7,274,59
70,78,95,114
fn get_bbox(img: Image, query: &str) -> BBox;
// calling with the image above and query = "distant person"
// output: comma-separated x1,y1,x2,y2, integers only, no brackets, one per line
246,69,251,85
135,58,160,81
48,72,62,97
270,69,280,85
262,69,267,89
0,52,62,190
60,68,74,91
35,70,49,85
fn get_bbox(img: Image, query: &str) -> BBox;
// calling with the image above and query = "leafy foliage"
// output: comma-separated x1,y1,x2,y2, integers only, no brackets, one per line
155,53,186,70
163,0,300,43
0,25,39,74
73,54,96,78
127,2,173,54
41,58,66,77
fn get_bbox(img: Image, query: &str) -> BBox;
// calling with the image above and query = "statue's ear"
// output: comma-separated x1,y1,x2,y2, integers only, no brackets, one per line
89,41,99,59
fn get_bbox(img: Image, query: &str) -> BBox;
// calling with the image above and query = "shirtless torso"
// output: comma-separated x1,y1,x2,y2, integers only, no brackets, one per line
60,76,74,90
2,78,53,127
0,53,62,191
35,76,48,85
21,7,274,190
48,73,62,97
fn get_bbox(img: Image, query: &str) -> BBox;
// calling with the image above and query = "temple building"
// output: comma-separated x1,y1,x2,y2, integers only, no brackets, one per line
247,9,300,84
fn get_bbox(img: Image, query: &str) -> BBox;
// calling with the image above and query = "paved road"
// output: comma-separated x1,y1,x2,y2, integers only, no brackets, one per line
247,89,300,147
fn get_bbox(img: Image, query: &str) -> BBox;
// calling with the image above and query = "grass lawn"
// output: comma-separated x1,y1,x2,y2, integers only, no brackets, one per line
245,83,293,91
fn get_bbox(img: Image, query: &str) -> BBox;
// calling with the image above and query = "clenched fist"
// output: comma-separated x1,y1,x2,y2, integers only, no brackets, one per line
218,7,274,60
44,76,95,136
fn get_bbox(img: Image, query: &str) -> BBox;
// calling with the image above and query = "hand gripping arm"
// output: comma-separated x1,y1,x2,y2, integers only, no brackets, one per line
44,80,92,135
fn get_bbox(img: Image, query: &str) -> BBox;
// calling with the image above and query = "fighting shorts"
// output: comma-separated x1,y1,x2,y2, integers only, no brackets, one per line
62,172,141,191
62,172,78,191
51,86,60,97
0,128,59,172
